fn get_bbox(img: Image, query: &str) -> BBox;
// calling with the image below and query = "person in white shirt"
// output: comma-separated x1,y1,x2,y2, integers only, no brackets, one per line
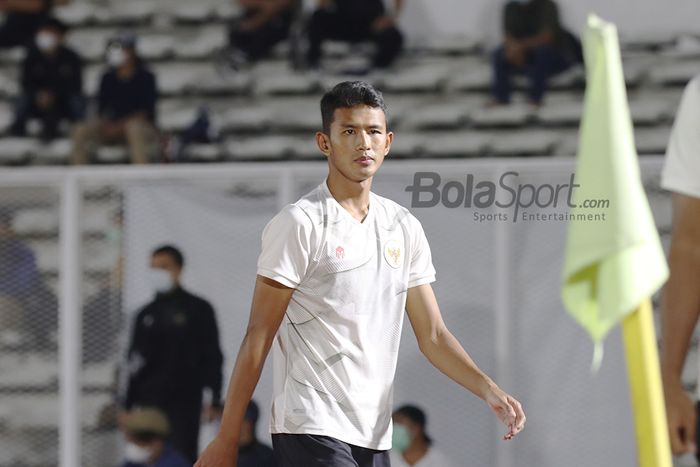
389,405,455,467
661,74,700,460
195,81,526,467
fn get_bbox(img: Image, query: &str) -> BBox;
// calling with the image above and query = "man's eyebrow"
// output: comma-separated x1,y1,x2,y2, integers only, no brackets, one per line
336,122,385,129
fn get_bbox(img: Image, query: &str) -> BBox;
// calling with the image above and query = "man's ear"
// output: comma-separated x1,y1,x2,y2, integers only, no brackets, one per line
384,131,394,156
316,132,331,157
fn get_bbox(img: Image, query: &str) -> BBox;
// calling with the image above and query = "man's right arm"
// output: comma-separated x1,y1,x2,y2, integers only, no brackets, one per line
195,274,294,467
661,192,700,455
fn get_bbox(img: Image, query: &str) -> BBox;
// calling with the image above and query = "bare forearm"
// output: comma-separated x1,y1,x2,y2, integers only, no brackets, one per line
217,331,274,443
519,31,554,50
3,0,45,12
420,328,496,400
661,243,700,386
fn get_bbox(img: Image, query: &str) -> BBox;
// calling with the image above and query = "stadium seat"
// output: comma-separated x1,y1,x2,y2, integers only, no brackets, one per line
175,27,228,60
380,63,452,93
255,72,320,95
445,62,492,91
219,104,274,133
137,34,176,61
32,139,73,165
12,208,59,235
95,146,129,164
628,98,674,125
54,2,97,27
489,130,560,156
398,100,472,130
419,131,491,158
635,126,672,154
184,143,223,162
535,100,582,127
225,135,296,160
0,138,38,165
470,103,534,128
648,60,700,86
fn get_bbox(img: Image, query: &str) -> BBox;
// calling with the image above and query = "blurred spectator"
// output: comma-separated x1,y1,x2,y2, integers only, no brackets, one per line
237,400,276,467
306,0,404,72
71,32,158,165
389,405,456,467
10,17,84,142
121,245,223,464
491,0,581,106
121,407,190,467
0,209,57,347
225,0,298,69
0,0,66,49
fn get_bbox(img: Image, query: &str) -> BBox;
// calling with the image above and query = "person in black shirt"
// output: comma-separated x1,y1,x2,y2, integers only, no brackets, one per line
237,400,276,467
226,0,297,69
306,0,404,72
0,0,64,49
121,245,224,464
491,0,581,106
71,32,159,164
10,17,84,141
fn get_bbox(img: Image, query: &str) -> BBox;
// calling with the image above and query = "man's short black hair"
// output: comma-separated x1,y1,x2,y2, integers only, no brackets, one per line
320,81,387,133
152,244,184,268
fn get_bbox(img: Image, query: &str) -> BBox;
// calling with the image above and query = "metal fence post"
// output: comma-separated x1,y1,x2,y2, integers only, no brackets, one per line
59,173,82,467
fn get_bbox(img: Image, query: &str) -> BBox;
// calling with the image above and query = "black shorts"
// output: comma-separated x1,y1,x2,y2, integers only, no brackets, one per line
272,434,391,467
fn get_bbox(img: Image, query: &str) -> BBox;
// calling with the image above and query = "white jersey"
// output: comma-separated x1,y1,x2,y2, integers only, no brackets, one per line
662,75,700,398
662,75,700,199
257,180,436,450
389,448,457,467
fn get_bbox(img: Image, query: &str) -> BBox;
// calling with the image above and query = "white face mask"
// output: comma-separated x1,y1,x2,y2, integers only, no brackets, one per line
147,268,173,294
36,32,58,52
124,442,153,463
107,47,126,67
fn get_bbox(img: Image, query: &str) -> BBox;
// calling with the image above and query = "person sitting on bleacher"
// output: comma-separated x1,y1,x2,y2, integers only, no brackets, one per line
491,0,581,107
10,17,84,142
225,0,298,69
0,0,67,49
71,33,159,165
306,0,404,73
121,407,190,467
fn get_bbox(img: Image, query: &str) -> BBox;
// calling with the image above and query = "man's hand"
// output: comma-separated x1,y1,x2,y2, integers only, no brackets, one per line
36,90,55,110
370,15,395,32
665,383,697,455
504,40,526,67
116,409,129,432
203,404,224,423
194,435,238,467
484,386,526,440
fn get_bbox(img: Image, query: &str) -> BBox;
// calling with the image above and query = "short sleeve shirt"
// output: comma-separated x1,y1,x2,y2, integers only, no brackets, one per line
662,75,700,198
257,180,436,450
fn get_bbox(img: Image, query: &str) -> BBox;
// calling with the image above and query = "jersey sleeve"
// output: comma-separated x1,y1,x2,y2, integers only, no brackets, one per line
662,75,700,198
407,214,436,288
257,204,314,288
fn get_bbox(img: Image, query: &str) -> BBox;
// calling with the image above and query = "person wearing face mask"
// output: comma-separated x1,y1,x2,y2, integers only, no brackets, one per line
10,17,84,141
121,245,224,464
389,405,455,467
121,407,190,467
237,400,276,467
490,0,582,107
71,32,159,164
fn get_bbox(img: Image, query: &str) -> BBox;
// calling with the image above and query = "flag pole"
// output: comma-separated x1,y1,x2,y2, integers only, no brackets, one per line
621,298,672,467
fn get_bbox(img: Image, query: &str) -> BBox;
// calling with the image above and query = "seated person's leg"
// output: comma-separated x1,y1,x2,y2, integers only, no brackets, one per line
306,8,345,68
491,45,514,104
124,117,158,164
525,45,572,105
9,93,34,136
372,25,403,69
70,119,103,165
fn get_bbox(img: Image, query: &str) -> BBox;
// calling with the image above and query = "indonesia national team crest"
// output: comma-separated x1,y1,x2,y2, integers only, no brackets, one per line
383,239,402,268
335,246,345,259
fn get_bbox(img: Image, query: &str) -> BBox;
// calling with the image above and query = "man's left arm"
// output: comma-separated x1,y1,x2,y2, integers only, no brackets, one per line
405,283,526,440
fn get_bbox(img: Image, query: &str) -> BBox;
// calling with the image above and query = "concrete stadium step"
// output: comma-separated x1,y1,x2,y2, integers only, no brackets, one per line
488,130,560,156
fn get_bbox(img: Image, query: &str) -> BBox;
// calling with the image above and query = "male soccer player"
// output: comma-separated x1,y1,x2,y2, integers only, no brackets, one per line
195,81,526,467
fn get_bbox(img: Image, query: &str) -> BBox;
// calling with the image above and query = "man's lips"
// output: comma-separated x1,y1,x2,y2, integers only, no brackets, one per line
355,155,374,162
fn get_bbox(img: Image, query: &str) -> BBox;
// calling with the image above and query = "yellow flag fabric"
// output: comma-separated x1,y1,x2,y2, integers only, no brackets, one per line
561,15,669,344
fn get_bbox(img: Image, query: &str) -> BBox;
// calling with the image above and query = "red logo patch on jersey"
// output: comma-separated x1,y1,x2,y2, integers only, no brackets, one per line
335,246,345,259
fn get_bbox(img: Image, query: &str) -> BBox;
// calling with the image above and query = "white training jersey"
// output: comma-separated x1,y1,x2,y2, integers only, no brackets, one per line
390,448,457,467
662,74,700,199
257,180,436,450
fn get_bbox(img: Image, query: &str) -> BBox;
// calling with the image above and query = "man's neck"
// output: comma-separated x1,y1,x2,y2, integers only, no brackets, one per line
326,172,372,223
117,62,136,80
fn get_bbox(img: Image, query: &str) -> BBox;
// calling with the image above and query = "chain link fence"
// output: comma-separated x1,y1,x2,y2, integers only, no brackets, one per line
0,158,684,467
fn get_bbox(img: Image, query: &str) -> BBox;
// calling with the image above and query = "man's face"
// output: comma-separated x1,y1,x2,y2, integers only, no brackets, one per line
150,253,181,285
36,27,62,53
317,105,393,184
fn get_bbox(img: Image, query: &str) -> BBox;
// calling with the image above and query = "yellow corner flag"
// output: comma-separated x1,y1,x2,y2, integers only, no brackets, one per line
561,14,671,467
